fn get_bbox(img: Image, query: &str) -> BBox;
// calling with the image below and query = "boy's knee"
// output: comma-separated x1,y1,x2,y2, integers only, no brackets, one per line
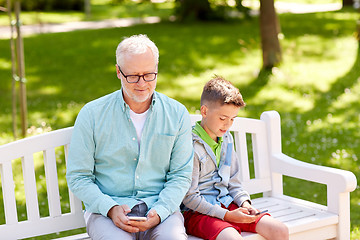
216,227,242,240
277,223,289,240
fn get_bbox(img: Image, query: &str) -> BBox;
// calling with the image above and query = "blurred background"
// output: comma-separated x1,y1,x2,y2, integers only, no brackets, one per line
0,0,359,239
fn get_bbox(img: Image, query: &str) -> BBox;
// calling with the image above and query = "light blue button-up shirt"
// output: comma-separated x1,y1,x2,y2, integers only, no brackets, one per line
66,90,194,221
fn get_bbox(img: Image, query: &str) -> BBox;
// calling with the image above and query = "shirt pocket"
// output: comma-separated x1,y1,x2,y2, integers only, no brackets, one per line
148,133,176,164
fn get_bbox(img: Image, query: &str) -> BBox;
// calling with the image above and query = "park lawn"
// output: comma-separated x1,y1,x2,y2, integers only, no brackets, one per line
0,0,346,26
0,0,175,26
0,7,359,240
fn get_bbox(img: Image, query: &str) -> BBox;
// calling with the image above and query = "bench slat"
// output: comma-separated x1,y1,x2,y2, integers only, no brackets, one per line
0,212,86,239
276,211,316,222
241,178,272,195
270,207,303,218
22,154,41,221
44,148,62,217
0,161,18,224
0,128,73,162
230,117,263,133
69,190,84,215
234,131,250,181
55,233,90,240
64,143,84,215
289,225,337,240
251,130,270,179
252,196,338,238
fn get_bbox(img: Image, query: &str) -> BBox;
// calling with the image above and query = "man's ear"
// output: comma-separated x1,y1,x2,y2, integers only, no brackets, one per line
116,64,121,79
200,105,208,118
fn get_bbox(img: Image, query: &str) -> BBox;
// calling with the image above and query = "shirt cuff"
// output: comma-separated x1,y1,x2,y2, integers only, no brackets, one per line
151,205,170,222
214,205,228,220
234,196,251,208
98,195,119,217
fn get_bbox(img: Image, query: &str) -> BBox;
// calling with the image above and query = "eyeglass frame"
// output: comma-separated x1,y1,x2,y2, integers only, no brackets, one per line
117,64,158,83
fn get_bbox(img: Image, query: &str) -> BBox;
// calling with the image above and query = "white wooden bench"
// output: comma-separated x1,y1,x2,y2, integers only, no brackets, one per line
0,111,357,240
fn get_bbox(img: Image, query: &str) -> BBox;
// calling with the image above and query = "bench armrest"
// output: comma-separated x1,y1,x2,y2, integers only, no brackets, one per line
271,153,357,194
261,110,357,201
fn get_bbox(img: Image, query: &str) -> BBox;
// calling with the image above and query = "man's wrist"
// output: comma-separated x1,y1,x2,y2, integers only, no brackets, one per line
107,205,119,218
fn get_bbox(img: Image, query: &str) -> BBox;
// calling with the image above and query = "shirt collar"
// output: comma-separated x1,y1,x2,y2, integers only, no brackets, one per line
192,121,223,149
119,89,157,112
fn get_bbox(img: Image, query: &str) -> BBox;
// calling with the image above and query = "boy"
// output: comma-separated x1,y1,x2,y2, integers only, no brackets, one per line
182,76,289,240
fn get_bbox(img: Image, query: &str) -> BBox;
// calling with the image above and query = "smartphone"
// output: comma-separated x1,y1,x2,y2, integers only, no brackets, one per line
128,216,147,221
255,210,268,215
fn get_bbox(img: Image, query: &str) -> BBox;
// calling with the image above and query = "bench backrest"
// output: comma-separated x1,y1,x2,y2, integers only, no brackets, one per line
0,127,85,239
0,111,280,239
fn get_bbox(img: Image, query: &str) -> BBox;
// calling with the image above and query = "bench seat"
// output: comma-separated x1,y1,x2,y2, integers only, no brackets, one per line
54,196,339,240
0,111,356,240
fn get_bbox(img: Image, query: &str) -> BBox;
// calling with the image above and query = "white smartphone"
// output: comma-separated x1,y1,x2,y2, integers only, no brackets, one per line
128,216,147,221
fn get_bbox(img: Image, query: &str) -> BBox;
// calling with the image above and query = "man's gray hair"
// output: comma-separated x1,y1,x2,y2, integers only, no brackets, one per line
116,34,159,67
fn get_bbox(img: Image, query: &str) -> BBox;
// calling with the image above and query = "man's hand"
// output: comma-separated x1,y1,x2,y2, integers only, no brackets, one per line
224,207,257,223
128,209,161,232
107,205,140,233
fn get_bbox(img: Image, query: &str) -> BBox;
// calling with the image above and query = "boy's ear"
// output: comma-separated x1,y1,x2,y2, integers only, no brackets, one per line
200,105,208,117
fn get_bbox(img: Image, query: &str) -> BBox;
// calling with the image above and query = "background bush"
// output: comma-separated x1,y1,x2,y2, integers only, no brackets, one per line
0,0,84,11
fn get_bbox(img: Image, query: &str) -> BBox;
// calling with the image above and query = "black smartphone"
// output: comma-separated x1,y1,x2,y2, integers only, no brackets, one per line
255,210,268,215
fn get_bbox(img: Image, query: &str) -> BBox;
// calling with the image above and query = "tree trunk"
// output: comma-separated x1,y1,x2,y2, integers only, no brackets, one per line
85,0,91,19
342,0,353,6
259,0,282,69
7,0,18,139
15,0,28,137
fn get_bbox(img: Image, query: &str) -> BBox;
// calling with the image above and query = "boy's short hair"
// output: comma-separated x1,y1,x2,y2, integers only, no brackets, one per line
201,75,246,107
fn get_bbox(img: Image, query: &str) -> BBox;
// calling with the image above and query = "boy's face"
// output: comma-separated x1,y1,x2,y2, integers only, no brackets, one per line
200,102,240,141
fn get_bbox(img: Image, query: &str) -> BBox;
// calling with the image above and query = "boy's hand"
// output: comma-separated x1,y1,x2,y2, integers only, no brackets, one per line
241,201,258,215
224,207,257,223
128,209,161,232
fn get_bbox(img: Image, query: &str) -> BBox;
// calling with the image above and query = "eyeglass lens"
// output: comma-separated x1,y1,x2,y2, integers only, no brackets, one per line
127,73,157,83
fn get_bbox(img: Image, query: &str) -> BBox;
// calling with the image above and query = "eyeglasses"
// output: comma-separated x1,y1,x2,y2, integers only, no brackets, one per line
118,65,157,83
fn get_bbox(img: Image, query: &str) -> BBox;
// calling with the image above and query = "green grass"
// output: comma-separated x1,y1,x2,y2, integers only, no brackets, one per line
0,0,175,26
0,0,346,26
0,5,359,240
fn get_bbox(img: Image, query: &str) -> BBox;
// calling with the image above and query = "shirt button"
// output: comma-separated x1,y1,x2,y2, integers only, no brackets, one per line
134,158,137,161
132,137,136,141
136,176,139,179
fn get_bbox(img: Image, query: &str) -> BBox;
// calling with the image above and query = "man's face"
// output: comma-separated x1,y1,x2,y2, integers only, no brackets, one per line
200,102,240,141
117,48,157,105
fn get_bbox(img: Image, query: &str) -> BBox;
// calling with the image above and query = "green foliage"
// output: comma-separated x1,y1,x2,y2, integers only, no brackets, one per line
0,0,84,11
174,0,248,21
174,0,213,21
0,5,359,239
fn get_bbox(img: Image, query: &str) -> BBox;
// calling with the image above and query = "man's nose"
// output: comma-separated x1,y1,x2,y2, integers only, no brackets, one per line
136,76,147,86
